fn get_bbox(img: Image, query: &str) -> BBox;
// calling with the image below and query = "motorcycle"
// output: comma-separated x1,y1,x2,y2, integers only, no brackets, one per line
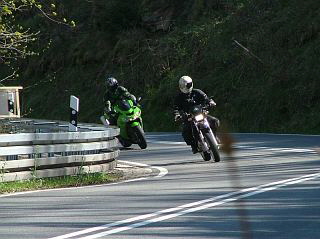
181,104,221,162
101,98,147,149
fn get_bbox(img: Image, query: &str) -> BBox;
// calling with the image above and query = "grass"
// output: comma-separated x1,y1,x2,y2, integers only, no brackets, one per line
0,171,123,194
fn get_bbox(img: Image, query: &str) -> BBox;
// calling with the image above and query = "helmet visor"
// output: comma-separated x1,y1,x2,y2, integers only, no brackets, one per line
106,78,118,89
186,82,193,89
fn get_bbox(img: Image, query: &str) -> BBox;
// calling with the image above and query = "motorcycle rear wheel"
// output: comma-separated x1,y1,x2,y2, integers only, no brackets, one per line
118,137,132,148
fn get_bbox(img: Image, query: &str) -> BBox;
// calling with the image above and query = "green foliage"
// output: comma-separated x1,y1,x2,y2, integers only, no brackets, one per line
1,0,319,133
0,0,74,83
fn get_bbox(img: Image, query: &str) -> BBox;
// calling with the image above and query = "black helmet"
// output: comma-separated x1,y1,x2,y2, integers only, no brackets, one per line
105,77,118,90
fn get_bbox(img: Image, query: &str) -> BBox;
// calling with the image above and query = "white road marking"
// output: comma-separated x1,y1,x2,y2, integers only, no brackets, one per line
0,161,168,198
48,172,320,239
233,132,320,137
146,137,318,154
117,160,169,178
146,140,186,145
235,145,317,153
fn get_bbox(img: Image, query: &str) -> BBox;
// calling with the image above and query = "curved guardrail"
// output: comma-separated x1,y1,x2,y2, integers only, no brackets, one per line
0,119,120,182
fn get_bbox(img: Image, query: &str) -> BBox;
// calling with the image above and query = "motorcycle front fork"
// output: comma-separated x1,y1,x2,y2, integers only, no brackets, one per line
192,125,210,152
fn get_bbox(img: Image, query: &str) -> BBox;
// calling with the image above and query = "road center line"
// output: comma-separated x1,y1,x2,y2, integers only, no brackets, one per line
49,171,320,239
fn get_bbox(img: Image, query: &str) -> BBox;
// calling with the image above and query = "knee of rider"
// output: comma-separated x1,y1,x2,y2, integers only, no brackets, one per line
182,133,192,144
215,119,220,128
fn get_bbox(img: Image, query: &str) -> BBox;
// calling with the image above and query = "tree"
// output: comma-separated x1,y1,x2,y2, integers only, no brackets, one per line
0,0,74,84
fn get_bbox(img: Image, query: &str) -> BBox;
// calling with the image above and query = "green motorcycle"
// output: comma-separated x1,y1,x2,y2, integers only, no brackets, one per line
102,98,147,149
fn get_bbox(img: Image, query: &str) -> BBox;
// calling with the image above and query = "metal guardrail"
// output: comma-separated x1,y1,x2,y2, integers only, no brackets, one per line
0,119,120,182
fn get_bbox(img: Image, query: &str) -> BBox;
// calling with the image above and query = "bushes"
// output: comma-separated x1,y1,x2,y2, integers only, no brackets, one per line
4,0,319,133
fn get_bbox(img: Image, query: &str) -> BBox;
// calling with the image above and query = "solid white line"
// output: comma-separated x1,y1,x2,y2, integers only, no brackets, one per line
147,132,320,137
77,172,320,239
232,132,320,137
147,132,320,138
0,161,168,198
145,140,318,154
153,166,169,178
235,145,317,153
117,160,168,178
146,140,186,145
48,172,320,239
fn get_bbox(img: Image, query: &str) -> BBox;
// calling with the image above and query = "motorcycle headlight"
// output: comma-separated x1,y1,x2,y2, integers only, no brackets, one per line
194,114,204,121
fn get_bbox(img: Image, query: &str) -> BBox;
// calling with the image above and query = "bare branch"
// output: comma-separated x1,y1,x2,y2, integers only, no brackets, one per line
0,70,17,84
233,39,264,64
35,5,70,26
0,0,73,82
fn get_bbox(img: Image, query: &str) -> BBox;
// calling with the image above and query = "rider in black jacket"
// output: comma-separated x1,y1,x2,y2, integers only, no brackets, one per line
173,76,220,154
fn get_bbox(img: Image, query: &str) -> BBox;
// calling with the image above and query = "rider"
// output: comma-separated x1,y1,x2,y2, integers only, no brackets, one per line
173,76,220,154
103,76,137,125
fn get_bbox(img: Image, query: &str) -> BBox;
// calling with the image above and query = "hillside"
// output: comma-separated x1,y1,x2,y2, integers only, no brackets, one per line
2,0,320,133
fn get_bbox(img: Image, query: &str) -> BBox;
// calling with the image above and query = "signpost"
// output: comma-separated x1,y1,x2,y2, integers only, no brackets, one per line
69,95,79,132
0,86,23,118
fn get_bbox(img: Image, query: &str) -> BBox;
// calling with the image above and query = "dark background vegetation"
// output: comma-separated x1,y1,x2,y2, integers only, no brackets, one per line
2,0,320,133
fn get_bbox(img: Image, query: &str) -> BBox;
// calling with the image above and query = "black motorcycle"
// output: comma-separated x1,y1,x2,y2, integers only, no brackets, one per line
182,104,221,162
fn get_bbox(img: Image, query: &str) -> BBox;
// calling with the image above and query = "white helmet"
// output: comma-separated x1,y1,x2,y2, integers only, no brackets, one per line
179,76,193,93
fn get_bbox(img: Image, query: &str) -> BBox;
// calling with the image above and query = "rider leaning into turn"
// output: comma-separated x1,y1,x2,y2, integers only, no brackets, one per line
173,76,220,154
104,76,137,125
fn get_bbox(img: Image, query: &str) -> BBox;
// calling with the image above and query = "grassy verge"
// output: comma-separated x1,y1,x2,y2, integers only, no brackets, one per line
0,171,123,194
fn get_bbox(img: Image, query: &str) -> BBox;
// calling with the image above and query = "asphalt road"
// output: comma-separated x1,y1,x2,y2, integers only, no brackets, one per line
0,133,319,239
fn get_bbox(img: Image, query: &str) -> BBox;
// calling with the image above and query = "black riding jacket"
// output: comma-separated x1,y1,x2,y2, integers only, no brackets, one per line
173,89,212,116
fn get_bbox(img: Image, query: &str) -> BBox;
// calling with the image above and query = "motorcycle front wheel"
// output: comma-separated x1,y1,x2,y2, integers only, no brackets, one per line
200,151,212,161
203,132,220,162
133,125,147,149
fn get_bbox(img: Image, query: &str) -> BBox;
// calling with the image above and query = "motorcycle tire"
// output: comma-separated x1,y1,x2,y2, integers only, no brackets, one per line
118,137,132,148
133,125,147,149
203,132,220,162
200,151,212,161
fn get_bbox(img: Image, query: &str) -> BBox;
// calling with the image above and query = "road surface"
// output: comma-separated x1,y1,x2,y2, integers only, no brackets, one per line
0,133,319,239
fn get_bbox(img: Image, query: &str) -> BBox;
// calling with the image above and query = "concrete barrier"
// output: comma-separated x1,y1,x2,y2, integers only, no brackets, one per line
0,119,120,182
